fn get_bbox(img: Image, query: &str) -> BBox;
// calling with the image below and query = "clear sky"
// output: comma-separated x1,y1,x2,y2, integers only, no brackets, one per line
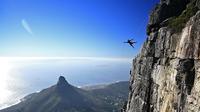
0,0,161,108
0,0,159,58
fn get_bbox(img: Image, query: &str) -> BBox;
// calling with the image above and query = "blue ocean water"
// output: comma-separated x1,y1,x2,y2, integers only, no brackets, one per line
0,57,131,109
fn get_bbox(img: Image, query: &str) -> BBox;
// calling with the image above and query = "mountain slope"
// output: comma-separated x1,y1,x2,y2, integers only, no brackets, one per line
83,81,129,111
125,0,200,112
0,76,128,112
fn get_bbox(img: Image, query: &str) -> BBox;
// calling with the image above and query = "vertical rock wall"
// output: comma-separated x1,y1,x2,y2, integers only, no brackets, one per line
125,0,200,112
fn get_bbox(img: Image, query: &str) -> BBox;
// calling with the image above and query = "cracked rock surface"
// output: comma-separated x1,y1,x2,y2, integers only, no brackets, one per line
125,0,200,112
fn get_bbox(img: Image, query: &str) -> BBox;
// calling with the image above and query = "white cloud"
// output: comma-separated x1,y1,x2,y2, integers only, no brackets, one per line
21,19,33,35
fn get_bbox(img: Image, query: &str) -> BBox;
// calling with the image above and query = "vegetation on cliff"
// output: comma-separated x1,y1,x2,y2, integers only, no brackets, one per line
168,0,199,32
146,0,199,35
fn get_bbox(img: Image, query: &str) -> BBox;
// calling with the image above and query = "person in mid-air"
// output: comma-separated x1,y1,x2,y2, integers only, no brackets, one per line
124,39,136,48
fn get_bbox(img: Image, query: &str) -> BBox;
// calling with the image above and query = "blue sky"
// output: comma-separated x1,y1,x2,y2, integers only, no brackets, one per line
0,0,159,58
0,1,160,108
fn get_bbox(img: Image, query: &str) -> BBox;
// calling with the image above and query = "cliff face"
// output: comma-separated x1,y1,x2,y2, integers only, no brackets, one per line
126,0,200,112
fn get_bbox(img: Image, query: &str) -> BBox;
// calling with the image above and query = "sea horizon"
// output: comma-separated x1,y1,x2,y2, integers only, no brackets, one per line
0,57,131,109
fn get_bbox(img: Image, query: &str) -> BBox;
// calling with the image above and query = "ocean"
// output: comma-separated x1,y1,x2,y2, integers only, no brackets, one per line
0,57,131,109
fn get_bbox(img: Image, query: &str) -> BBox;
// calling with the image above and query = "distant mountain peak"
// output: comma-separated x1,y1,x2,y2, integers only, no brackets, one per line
0,77,129,112
57,76,68,85
56,76,72,92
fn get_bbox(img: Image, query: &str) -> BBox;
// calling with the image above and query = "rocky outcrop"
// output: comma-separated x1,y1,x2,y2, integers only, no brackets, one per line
126,0,200,112
147,0,190,35
56,76,73,93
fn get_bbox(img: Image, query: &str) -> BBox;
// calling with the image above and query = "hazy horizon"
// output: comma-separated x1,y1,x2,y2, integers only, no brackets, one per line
0,0,159,110
0,57,131,109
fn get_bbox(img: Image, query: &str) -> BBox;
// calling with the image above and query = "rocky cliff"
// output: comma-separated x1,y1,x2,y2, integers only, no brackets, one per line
125,0,200,112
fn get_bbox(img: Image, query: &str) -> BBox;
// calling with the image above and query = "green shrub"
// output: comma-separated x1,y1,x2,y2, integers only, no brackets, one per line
168,0,199,32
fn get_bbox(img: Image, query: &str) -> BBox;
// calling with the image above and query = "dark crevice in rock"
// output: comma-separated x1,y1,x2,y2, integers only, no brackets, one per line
185,65,195,95
153,57,160,68
198,42,200,57
146,78,154,112
165,57,170,66
176,59,195,93
176,59,195,112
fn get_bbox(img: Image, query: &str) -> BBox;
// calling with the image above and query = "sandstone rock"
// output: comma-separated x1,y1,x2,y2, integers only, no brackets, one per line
126,1,200,111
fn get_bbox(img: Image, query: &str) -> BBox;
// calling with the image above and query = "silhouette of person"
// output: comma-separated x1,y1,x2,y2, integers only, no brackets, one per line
124,39,136,48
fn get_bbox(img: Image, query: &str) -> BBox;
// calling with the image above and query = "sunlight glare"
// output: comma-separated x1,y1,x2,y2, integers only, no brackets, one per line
0,59,12,105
